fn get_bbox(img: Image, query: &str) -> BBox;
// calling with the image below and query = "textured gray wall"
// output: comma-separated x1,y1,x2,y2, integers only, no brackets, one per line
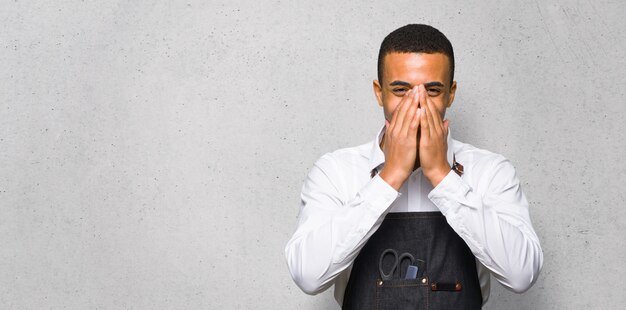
1,1,624,309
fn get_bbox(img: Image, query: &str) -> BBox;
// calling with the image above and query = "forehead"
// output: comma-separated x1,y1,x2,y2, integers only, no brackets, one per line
382,52,451,86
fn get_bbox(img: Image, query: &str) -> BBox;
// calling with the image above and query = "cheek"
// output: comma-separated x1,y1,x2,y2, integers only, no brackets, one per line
430,98,447,117
383,100,401,121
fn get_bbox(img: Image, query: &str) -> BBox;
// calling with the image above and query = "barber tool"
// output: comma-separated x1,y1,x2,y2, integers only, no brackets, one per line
378,248,421,280
405,265,418,279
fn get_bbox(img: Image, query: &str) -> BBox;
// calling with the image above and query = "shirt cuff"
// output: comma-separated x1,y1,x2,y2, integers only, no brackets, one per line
360,173,402,213
427,169,472,215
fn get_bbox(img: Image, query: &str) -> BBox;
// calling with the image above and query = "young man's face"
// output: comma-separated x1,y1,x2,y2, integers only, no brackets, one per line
373,52,456,124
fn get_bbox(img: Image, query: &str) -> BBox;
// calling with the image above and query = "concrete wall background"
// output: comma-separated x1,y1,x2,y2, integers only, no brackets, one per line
2,1,624,309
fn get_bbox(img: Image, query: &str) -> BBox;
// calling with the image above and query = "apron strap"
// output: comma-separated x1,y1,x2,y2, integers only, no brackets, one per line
452,154,464,176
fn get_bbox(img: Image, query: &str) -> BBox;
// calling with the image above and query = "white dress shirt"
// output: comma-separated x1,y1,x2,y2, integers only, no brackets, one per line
284,123,543,307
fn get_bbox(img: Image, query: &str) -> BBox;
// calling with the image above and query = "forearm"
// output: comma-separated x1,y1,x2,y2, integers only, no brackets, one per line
285,173,400,295
428,164,543,293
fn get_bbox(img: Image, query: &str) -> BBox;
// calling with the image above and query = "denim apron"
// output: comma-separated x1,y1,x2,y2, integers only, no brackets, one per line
341,210,483,309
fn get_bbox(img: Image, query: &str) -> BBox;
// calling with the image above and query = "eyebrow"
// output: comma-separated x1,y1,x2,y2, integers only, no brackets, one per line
424,81,445,88
388,81,445,88
388,81,412,87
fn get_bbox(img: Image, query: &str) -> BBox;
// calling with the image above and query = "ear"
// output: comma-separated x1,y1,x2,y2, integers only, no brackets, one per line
447,80,457,108
373,79,383,107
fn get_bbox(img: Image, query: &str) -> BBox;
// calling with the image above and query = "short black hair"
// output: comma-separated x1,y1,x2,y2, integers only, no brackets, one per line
377,24,455,86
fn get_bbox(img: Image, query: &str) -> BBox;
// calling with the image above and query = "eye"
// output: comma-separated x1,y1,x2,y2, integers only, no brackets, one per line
392,88,408,95
427,88,441,96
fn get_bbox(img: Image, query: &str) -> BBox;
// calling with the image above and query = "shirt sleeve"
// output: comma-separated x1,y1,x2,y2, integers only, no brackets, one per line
427,154,544,293
284,153,401,295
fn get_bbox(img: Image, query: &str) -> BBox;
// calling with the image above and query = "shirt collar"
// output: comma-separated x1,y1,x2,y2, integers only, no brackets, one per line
368,123,455,174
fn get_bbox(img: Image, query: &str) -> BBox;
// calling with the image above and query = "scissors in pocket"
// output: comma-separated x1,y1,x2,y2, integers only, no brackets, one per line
378,248,425,280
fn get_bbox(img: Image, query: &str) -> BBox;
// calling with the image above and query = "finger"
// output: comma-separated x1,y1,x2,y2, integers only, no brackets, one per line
389,90,411,130
394,87,415,134
423,86,445,134
409,107,421,136
420,85,437,136
427,96,441,136
383,119,390,153
389,90,409,128
419,99,429,141
418,86,430,140
409,89,422,137
399,86,418,124
402,86,419,136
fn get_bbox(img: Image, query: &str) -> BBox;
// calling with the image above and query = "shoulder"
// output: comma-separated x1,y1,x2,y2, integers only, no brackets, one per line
451,138,511,170
451,139,520,190
303,141,370,198
313,140,370,170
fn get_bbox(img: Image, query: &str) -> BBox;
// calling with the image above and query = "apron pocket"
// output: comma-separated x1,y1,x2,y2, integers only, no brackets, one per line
375,276,429,310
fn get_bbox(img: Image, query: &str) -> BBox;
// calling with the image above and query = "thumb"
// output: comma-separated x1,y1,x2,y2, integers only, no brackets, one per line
385,119,390,128
443,119,449,131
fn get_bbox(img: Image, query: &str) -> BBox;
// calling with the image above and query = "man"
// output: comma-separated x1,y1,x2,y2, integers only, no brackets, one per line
284,24,543,309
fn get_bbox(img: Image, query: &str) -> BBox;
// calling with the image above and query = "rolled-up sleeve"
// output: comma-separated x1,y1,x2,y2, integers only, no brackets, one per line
428,154,543,293
284,153,400,295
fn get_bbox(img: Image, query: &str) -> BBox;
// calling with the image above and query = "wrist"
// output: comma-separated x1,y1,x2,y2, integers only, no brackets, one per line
425,166,451,187
378,168,407,191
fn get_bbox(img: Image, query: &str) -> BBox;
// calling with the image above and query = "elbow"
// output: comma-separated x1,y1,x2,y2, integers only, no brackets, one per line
293,274,326,296
284,242,328,295
505,272,535,294
504,249,544,294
